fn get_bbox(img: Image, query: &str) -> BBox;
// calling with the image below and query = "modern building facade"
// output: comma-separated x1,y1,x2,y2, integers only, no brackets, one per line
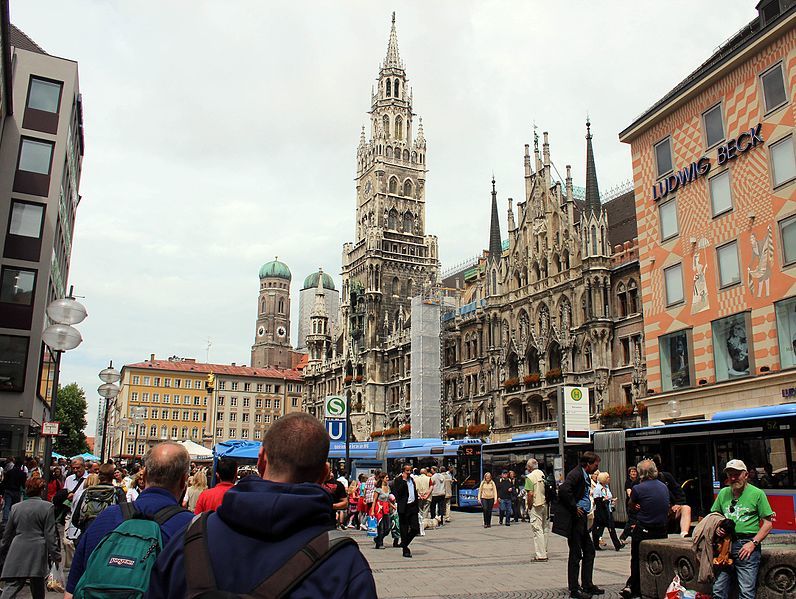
440,124,645,442
0,22,83,456
619,2,796,424
302,15,440,440
106,355,302,460
296,268,339,351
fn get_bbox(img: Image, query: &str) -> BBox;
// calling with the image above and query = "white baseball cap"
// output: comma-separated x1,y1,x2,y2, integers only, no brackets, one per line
724,459,747,472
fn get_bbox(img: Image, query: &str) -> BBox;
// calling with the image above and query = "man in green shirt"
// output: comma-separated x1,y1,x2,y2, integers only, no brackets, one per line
710,459,774,599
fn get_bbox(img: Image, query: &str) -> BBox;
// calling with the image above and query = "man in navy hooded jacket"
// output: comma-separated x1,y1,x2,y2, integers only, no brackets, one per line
147,412,376,598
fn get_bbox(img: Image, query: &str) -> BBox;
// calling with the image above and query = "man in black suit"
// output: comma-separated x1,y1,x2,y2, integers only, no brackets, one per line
392,463,419,558
552,451,603,599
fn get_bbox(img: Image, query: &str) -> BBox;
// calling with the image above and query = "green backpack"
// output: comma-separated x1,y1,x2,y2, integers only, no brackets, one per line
73,502,186,599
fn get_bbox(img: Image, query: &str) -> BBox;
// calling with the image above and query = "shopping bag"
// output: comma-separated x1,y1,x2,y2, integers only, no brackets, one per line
665,575,685,599
366,515,378,537
46,562,65,593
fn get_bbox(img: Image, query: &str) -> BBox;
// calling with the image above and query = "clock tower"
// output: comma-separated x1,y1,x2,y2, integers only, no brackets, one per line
251,257,293,369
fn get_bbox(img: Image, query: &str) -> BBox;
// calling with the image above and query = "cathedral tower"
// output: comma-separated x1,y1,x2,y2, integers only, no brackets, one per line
339,13,440,439
251,258,293,369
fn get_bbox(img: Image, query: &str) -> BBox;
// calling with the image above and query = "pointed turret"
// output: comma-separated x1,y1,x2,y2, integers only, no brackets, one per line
488,176,502,263
507,197,516,232
383,12,403,70
311,269,328,319
584,119,601,216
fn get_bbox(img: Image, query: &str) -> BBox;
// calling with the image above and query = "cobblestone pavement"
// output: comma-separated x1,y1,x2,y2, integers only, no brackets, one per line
349,511,631,598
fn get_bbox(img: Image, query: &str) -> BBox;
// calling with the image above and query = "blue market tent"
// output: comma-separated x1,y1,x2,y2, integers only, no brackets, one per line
52,452,65,460
214,440,261,460
71,452,100,461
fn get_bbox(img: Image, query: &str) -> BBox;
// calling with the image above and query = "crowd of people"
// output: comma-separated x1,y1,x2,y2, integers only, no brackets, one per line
0,439,777,598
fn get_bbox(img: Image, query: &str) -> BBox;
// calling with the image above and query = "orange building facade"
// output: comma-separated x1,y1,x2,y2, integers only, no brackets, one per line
620,6,796,425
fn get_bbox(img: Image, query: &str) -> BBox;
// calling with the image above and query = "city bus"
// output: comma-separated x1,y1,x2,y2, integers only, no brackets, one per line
622,403,796,532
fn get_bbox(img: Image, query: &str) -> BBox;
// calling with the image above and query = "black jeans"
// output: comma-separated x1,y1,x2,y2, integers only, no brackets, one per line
481,498,494,526
374,514,391,547
627,524,668,595
567,512,595,592
592,509,621,550
398,503,420,549
430,495,446,522
2,577,45,599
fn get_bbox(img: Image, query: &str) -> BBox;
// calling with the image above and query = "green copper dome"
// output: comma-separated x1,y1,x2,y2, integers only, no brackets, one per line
258,258,291,280
302,270,336,291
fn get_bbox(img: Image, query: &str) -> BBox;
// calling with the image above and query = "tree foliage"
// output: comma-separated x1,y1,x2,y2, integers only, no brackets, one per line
53,382,89,457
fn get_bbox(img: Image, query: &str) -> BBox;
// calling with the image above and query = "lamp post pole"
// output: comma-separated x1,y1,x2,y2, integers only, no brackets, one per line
41,289,87,483
98,362,121,463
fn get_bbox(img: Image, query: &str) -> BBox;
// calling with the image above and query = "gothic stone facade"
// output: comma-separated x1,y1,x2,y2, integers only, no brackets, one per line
302,16,439,440
441,127,646,442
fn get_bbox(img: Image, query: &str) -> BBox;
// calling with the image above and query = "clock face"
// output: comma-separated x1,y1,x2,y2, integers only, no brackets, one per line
257,326,265,337
277,326,287,339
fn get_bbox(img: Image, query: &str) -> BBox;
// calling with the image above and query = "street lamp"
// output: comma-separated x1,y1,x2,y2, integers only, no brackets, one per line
42,289,87,482
97,362,120,463
115,418,130,460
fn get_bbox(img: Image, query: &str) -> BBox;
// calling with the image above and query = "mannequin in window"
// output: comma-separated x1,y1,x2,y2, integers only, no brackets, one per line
726,320,749,376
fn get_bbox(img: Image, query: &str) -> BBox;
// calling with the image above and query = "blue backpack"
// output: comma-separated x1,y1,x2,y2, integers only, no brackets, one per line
73,502,187,599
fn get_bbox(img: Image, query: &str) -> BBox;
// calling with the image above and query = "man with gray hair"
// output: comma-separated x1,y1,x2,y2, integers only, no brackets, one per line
524,458,548,561
64,442,192,598
621,459,670,599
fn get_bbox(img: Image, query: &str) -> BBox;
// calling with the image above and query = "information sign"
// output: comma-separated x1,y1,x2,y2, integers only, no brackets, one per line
563,385,590,444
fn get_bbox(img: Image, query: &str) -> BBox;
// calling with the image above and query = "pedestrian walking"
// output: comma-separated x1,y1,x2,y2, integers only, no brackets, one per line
591,472,621,552
430,466,447,525
509,471,521,522
194,458,237,514
477,472,497,528
371,491,394,549
393,464,420,558
414,468,432,529
552,451,603,599
619,466,639,544
125,472,142,503
621,459,670,599
0,477,60,599
2,460,26,524
524,458,548,561
496,470,514,526
710,459,774,599
346,479,361,529
182,468,207,512
443,467,455,522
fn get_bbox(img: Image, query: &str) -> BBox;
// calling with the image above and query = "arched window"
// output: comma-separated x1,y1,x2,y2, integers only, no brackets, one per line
171,426,178,438
491,270,497,294
388,208,398,229
563,249,570,270
161,426,167,438
278,298,285,314
260,299,265,313
395,115,403,140
382,114,390,137
388,177,398,194
601,226,606,254
407,278,414,296
403,149,410,161
392,277,400,296
149,425,157,437
403,180,413,197
584,342,593,370
191,427,198,439
386,79,391,97
628,280,639,314
616,282,628,317
591,225,598,255
403,211,413,232
394,78,400,97
386,146,393,158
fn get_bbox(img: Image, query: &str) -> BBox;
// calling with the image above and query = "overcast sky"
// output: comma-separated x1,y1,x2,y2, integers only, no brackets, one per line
13,1,756,435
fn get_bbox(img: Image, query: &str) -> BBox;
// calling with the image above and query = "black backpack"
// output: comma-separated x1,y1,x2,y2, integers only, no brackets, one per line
183,511,357,599
544,473,558,503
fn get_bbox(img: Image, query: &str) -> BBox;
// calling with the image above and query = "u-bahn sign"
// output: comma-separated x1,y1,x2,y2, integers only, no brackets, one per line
325,419,346,442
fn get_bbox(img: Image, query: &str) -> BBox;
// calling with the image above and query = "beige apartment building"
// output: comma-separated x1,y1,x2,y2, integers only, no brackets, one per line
106,355,303,460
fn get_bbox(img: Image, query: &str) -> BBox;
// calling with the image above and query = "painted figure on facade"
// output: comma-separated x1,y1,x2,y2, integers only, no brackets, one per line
748,225,773,298
692,245,709,314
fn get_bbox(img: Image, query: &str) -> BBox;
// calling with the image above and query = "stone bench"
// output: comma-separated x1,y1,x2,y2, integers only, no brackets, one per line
639,535,796,599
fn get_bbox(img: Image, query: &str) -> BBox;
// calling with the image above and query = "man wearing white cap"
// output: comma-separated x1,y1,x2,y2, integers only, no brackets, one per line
711,459,774,599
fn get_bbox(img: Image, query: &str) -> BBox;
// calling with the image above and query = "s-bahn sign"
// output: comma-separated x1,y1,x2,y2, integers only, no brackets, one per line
324,395,347,419
652,123,764,201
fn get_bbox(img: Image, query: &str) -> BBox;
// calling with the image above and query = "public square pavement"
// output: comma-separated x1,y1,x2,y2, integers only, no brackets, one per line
351,511,631,598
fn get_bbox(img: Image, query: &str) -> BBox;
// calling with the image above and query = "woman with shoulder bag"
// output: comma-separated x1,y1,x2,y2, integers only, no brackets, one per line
477,472,497,528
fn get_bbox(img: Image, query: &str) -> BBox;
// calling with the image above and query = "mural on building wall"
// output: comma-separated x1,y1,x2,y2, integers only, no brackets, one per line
747,225,774,298
691,238,710,314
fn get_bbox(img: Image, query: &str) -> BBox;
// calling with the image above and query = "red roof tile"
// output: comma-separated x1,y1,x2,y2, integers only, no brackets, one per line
123,359,303,381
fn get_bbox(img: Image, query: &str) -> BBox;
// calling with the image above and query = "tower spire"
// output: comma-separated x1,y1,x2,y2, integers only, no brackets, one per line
383,12,403,70
488,176,502,263
584,118,601,216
